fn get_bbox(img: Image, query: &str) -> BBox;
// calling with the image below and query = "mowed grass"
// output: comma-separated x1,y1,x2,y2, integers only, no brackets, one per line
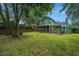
0,32,79,55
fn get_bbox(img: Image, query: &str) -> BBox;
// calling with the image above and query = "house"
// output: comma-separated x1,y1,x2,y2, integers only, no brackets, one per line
37,16,69,34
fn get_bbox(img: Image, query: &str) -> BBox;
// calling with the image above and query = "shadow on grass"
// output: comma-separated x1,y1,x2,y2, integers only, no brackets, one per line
0,34,32,44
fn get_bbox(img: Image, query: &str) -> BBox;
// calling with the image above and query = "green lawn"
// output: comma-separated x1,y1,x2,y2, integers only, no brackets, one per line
0,32,79,56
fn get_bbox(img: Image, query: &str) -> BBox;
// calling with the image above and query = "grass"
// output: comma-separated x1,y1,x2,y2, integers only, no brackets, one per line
0,32,79,55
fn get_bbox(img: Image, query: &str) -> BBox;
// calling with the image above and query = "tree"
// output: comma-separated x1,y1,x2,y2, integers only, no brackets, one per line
0,3,54,37
12,3,24,37
0,4,12,35
61,4,79,27
4,3,12,35
23,4,54,28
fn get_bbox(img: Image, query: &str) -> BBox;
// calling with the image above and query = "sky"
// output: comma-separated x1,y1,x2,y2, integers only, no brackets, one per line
47,3,67,22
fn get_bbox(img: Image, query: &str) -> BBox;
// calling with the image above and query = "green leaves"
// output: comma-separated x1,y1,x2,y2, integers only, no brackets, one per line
0,3,54,36
23,4,54,25
61,4,79,28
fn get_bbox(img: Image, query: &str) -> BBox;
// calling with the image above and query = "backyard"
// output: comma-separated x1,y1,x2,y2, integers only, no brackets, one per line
0,32,79,56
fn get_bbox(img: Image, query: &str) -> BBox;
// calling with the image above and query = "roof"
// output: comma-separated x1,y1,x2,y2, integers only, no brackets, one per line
53,24,61,27
39,16,55,26
42,16,55,22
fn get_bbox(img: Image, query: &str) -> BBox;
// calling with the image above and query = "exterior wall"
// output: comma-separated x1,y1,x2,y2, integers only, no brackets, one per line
52,27,61,33
37,26,50,32
37,25,71,34
51,26,70,34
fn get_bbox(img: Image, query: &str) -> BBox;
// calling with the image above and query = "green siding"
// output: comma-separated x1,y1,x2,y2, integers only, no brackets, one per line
52,27,61,33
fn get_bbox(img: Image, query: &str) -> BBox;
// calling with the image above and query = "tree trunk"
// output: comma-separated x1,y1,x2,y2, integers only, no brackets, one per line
0,4,9,35
12,4,23,37
4,3,12,35
13,4,19,37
